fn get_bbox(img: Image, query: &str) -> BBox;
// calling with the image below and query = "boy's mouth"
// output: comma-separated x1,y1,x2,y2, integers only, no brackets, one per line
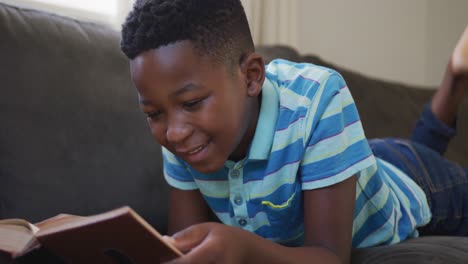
187,144,206,155
176,142,210,163
177,143,207,155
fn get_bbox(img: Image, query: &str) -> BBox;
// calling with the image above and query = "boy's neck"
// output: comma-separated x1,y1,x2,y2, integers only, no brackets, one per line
228,93,262,162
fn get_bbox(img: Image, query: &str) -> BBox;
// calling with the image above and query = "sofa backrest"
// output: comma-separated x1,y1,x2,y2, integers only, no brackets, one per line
0,3,170,231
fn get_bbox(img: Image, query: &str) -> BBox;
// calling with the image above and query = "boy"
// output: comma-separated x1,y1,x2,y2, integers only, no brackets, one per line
120,0,468,263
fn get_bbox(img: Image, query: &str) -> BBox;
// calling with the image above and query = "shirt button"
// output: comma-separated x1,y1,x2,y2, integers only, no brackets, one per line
238,218,247,226
231,169,240,178
234,195,243,205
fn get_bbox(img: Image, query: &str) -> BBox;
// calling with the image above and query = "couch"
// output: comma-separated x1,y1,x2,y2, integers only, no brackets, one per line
1,2,467,263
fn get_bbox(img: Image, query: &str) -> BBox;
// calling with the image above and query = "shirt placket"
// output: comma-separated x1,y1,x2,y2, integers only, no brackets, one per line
228,161,251,231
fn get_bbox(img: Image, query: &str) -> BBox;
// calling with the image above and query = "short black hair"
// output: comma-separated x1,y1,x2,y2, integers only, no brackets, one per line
120,0,254,67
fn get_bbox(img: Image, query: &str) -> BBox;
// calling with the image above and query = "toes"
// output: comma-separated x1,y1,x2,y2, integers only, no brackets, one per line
452,26,468,75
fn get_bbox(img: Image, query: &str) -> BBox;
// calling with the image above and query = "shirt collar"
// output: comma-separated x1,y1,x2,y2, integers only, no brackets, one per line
248,76,279,160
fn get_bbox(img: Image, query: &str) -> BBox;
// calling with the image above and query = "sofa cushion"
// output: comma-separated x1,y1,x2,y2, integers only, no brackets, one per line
351,236,468,264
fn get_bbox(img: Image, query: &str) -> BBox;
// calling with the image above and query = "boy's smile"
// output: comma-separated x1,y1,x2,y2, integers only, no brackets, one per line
129,41,263,173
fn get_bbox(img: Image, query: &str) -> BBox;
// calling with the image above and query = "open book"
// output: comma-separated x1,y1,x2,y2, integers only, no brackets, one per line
0,206,182,263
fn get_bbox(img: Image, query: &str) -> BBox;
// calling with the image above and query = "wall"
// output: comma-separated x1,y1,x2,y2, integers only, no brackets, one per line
425,0,468,86
0,0,131,31
4,0,467,87
295,0,468,87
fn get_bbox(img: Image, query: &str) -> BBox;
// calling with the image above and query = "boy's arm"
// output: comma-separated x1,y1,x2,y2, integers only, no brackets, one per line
302,174,356,263
167,176,356,264
167,188,212,235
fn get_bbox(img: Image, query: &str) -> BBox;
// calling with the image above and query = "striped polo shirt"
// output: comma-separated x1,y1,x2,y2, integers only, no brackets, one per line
163,59,431,248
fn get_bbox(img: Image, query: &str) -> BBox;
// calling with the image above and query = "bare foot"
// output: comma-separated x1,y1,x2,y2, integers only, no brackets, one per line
431,26,468,127
452,26,468,75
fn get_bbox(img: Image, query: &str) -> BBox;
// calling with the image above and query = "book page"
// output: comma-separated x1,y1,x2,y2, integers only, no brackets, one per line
0,219,39,234
35,214,85,231
0,223,40,258
36,208,130,237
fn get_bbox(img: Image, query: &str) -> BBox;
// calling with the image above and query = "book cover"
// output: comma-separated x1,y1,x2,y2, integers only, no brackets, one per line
0,206,182,263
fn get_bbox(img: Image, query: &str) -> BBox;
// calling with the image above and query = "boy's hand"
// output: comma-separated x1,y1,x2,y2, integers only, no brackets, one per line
163,222,249,264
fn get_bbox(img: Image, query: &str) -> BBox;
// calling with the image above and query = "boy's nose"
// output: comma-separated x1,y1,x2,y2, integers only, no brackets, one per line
166,122,192,145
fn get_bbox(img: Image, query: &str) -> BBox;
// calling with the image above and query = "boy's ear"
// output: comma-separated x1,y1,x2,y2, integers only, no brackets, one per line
241,52,265,97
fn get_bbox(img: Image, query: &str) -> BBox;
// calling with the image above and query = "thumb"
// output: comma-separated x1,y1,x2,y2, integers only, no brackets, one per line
171,223,211,252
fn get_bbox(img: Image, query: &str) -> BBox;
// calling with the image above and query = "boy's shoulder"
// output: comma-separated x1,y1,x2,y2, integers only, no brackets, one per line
266,58,343,82
265,58,347,99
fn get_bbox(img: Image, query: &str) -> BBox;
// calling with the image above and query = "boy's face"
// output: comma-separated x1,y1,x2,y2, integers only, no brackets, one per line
130,41,260,173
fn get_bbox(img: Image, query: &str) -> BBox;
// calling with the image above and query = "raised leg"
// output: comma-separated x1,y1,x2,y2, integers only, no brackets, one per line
431,25,468,127
411,26,468,155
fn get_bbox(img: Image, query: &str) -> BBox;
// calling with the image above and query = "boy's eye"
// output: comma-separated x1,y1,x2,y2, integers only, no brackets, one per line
146,110,162,119
183,98,203,110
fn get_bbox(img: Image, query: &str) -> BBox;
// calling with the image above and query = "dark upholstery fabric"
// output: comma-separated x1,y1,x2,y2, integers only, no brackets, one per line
1,2,467,263
351,236,468,264
0,3,169,231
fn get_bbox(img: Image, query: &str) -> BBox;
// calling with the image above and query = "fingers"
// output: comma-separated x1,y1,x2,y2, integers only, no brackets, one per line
162,224,245,264
162,235,176,245
163,239,218,264
163,223,219,264
171,223,212,252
